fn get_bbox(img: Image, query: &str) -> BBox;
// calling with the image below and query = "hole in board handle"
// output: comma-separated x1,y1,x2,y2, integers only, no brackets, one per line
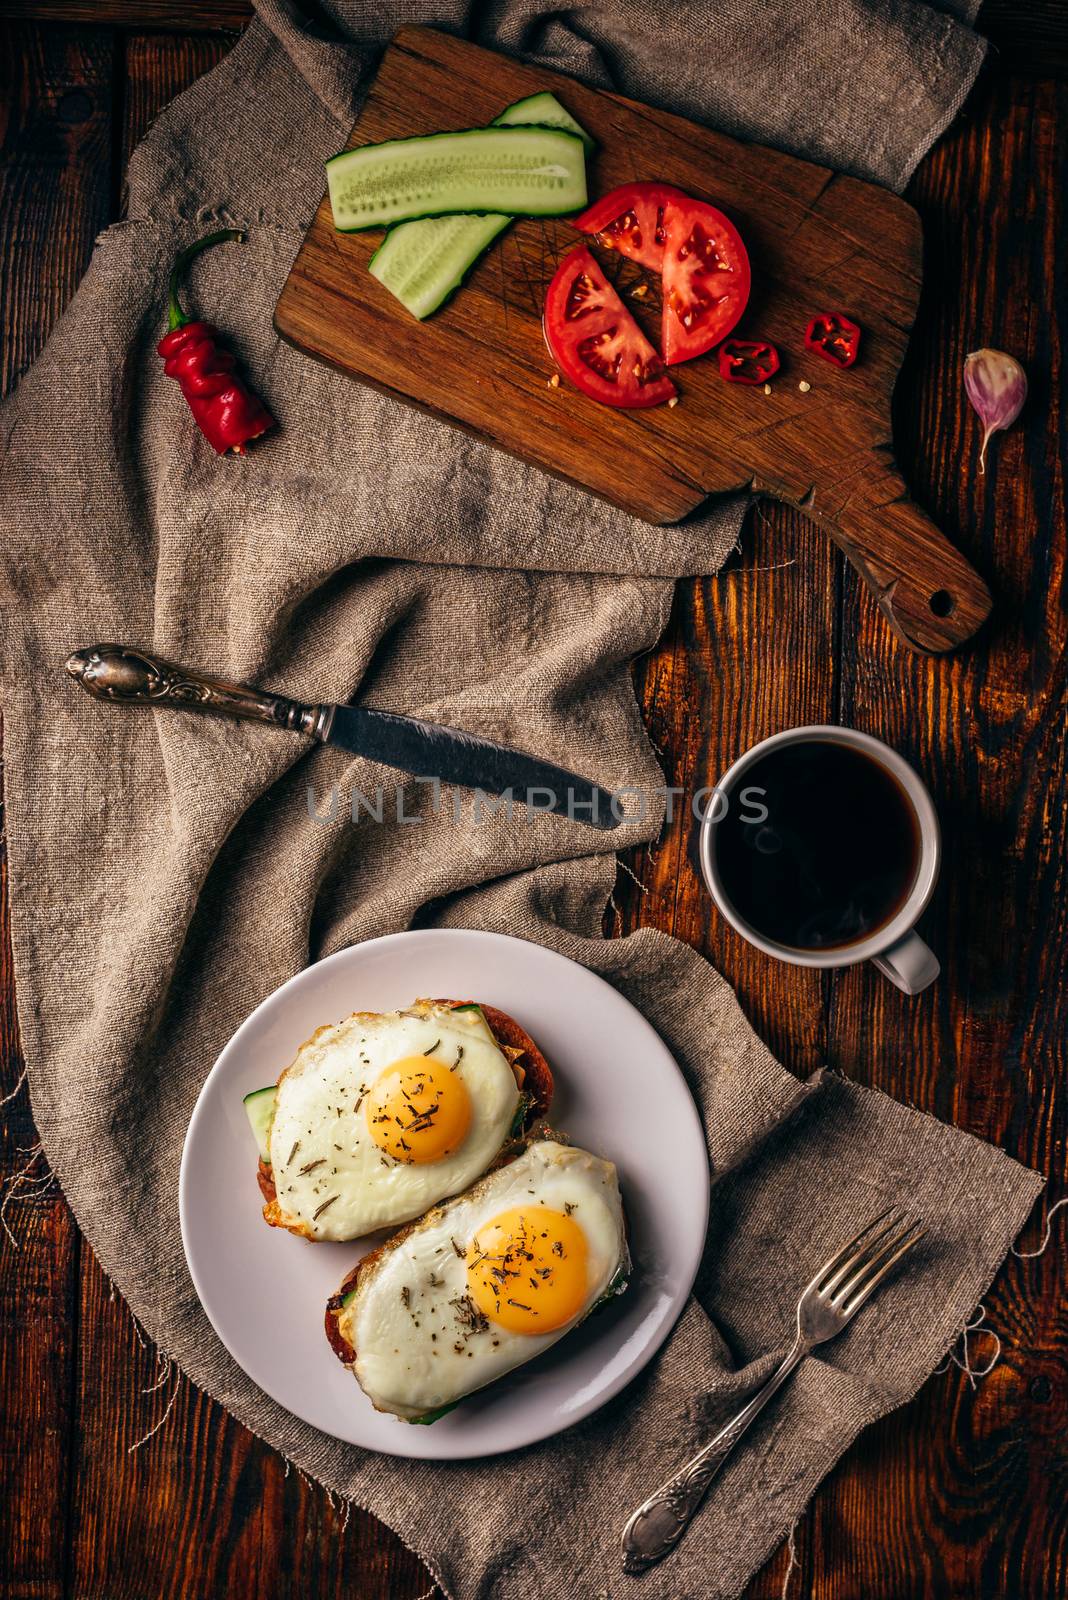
929,590,954,617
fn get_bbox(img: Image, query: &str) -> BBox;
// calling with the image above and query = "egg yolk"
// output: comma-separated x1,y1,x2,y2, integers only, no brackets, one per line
364,1055,471,1164
466,1205,589,1334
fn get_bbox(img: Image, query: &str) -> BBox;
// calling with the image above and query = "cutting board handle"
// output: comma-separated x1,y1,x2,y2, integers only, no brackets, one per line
807,452,992,653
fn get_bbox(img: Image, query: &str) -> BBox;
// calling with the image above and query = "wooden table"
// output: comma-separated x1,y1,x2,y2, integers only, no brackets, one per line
1,6,1064,1597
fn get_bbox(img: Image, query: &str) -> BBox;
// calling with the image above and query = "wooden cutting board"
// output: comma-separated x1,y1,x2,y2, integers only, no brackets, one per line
274,26,991,654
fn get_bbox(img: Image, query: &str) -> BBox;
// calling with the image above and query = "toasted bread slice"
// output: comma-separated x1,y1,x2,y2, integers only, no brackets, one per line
257,1000,553,1235
325,1129,630,1423
323,1124,556,1366
434,999,553,1121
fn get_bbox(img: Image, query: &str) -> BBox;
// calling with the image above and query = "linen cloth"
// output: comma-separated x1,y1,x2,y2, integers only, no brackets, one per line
0,2,1042,1597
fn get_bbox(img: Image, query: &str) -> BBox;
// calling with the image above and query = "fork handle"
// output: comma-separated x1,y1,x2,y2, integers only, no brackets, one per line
621,1339,808,1574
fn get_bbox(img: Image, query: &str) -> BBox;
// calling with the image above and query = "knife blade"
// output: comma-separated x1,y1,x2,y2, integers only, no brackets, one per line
323,702,619,828
65,644,621,831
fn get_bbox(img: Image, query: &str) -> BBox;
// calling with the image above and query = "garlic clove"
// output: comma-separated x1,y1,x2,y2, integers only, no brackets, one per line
963,348,1027,475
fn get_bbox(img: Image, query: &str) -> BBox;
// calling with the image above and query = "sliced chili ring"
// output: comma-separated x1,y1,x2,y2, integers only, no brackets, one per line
717,339,780,386
804,311,861,368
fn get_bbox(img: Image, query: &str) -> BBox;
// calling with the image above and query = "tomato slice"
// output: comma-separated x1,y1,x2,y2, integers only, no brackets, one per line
576,182,751,369
543,245,677,410
574,181,686,272
660,200,750,366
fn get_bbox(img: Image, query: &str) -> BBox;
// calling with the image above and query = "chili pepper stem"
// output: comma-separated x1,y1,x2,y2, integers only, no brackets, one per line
167,228,246,331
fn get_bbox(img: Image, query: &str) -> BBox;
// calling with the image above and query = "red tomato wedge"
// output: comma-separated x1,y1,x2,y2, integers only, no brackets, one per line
660,200,750,365
576,182,751,368
574,181,685,272
543,245,677,410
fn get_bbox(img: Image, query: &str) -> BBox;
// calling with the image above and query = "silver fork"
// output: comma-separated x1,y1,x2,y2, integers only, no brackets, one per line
621,1207,927,1574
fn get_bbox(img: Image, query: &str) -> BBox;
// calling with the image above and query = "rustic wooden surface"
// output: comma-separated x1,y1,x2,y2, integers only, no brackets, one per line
0,9,1065,1600
278,25,990,653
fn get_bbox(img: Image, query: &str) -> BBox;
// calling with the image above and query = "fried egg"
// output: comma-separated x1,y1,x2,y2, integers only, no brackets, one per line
334,1140,629,1420
264,1003,521,1240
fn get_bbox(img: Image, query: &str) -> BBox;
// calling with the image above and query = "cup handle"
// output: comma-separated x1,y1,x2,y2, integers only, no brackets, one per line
871,931,940,995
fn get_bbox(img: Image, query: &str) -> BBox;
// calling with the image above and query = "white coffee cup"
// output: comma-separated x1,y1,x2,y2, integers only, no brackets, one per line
698,725,941,995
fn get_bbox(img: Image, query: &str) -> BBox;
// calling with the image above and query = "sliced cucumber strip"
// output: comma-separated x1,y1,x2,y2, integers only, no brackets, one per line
495,91,596,153
327,125,587,232
243,1085,277,1164
445,1003,500,1050
368,94,592,320
410,1400,460,1425
369,212,509,320
363,97,591,320
508,1093,531,1138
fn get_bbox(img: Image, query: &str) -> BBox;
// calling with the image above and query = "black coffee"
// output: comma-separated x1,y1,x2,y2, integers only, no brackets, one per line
714,738,920,951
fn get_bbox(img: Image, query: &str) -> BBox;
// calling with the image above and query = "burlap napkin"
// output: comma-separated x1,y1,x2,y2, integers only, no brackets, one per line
0,2,1043,1596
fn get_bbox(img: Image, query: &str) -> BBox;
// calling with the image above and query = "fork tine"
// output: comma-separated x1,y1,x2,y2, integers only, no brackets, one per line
832,1213,918,1305
818,1207,908,1298
807,1208,898,1296
839,1221,927,1314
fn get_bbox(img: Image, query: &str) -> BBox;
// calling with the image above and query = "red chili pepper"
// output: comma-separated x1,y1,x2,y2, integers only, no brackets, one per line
717,339,781,386
804,311,861,369
157,229,275,456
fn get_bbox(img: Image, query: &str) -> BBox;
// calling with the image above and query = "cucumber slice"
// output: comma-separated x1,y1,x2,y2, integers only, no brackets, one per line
597,1266,630,1306
368,94,592,321
243,1085,277,1164
508,1092,531,1138
410,1400,460,1425
327,125,587,232
369,212,510,320
445,1003,499,1049
495,91,596,154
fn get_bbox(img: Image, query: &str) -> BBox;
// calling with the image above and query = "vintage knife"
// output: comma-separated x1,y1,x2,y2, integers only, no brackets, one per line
65,644,621,831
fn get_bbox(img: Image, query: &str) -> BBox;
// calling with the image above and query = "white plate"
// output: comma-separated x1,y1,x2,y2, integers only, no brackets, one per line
179,929,710,1459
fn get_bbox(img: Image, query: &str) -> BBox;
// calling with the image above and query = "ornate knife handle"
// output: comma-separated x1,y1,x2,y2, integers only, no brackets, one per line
65,644,333,740
621,1340,807,1574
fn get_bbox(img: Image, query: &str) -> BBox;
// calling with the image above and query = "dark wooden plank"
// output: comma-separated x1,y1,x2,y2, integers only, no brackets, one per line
276,27,989,653
617,512,844,1600
0,24,115,1600
981,0,1068,78
616,497,840,1600
0,23,114,395
615,509,839,1600
816,65,1068,1600
0,0,250,30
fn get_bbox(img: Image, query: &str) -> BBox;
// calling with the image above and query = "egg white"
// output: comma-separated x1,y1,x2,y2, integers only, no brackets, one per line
267,1005,520,1240
340,1140,628,1419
